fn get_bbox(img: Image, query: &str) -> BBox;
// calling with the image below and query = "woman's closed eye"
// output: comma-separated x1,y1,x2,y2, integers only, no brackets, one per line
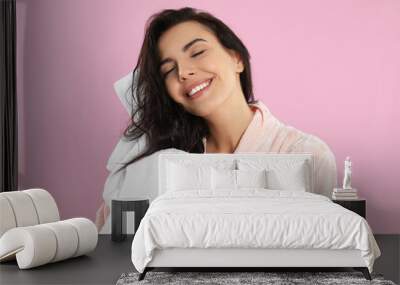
163,50,206,78
192,50,205,57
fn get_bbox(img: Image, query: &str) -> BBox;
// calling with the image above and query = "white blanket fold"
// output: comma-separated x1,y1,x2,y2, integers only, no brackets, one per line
131,190,380,273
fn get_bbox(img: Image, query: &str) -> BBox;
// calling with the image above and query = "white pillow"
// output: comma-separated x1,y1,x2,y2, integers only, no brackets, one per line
266,166,307,191
212,168,237,190
236,169,268,188
166,161,212,191
211,168,268,190
113,69,141,118
237,159,309,191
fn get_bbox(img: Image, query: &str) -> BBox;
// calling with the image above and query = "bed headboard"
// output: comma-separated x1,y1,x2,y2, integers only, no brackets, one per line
158,152,314,195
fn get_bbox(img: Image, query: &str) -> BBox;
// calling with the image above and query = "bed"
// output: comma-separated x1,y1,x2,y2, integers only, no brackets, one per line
130,153,381,281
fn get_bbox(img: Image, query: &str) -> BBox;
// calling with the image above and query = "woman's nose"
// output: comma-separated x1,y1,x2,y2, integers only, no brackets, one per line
178,63,195,81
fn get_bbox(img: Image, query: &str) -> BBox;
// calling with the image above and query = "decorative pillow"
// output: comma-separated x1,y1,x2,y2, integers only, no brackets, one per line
211,159,237,170
237,159,310,191
266,166,307,191
211,168,268,190
211,168,237,190
166,161,212,191
236,169,268,188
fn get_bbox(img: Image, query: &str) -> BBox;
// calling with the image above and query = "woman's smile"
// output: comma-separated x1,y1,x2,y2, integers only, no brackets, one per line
186,78,213,100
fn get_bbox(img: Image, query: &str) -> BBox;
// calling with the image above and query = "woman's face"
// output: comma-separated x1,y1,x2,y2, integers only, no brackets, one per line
158,21,244,117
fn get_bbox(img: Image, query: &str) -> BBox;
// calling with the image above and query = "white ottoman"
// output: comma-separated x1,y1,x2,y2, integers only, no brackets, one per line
0,189,98,269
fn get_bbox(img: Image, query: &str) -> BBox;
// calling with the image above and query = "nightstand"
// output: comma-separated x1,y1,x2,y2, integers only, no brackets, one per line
332,198,366,218
111,197,149,242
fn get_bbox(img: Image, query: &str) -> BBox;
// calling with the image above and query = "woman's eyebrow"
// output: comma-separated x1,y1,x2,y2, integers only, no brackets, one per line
159,38,207,68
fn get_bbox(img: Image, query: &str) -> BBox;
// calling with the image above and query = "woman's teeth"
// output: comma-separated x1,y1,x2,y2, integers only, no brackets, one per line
188,80,211,97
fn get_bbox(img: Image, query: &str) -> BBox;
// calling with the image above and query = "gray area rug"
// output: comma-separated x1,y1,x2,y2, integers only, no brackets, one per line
116,271,396,285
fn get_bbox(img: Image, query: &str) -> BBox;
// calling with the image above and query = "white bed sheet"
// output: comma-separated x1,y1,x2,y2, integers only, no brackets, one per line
131,189,380,273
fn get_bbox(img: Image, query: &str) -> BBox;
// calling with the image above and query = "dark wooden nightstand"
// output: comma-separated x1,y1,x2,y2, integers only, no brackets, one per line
111,197,149,242
332,198,366,218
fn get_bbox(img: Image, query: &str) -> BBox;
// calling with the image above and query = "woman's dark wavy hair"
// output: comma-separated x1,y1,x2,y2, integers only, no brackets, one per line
121,7,256,167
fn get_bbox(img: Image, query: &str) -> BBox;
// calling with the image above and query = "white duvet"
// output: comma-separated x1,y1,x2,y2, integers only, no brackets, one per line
131,189,381,273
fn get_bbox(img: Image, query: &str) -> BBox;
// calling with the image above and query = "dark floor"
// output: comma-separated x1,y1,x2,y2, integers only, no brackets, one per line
0,235,134,285
0,235,398,285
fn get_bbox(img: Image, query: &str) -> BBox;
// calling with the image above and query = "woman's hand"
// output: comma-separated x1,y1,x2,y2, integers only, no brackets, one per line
95,200,110,231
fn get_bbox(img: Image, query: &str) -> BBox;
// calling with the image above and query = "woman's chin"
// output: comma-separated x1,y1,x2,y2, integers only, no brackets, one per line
190,100,226,118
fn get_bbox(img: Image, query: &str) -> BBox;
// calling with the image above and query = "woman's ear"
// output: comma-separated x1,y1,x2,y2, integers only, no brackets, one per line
236,57,244,73
229,49,244,73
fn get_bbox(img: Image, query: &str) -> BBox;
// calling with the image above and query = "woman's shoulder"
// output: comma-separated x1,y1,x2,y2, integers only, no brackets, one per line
289,130,336,170
247,100,335,161
288,128,333,155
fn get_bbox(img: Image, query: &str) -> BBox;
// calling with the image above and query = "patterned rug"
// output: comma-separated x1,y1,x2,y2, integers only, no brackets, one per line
116,271,396,285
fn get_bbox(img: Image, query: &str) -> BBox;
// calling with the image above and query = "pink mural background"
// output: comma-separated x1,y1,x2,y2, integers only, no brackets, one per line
15,0,400,233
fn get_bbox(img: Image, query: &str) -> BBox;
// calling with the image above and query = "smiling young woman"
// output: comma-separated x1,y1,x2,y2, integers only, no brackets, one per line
95,7,337,232
157,20,254,154
120,7,259,164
